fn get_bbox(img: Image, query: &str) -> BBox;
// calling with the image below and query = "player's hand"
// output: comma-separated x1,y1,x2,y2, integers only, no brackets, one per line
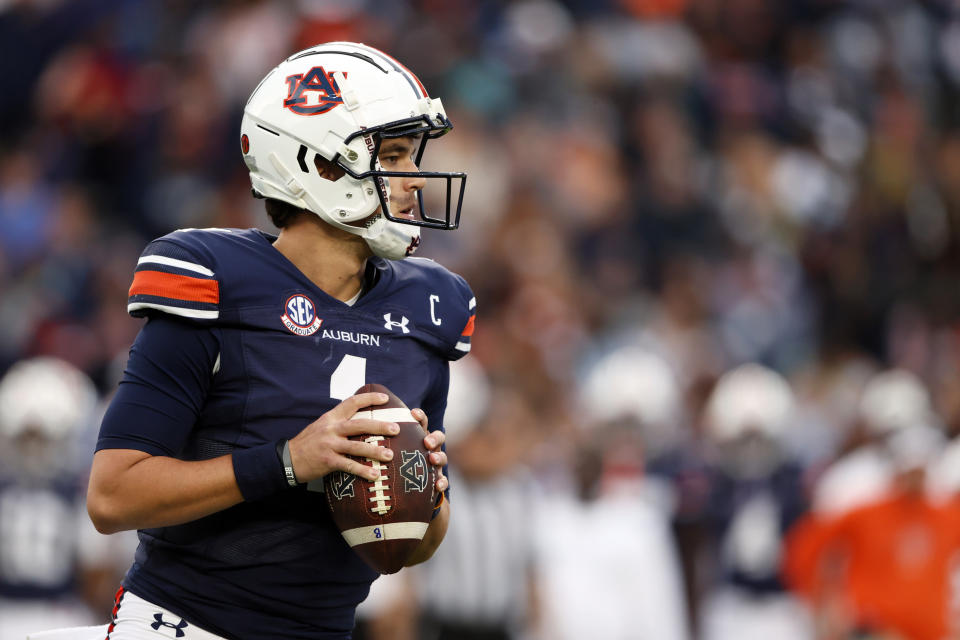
288,392,398,483
413,408,448,493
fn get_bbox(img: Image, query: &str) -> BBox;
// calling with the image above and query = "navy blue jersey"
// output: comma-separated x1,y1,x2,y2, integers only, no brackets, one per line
97,228,475,639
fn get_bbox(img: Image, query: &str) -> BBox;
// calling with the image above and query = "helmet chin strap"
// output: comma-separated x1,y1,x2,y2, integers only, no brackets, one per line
366,219,421,260
268,150,387,239
268,151,307,200
362,170,421,259
302,188,387,240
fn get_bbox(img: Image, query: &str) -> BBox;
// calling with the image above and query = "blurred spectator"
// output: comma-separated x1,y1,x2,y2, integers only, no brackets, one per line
0,358,109,640
788,348,876,469
812,369,937,517
413,358,541,640
579,346,685,462
927,430,960,504
0,146,54,269
531,349,689,640
352,571,417,640
694,364,812,640
784,424,958,640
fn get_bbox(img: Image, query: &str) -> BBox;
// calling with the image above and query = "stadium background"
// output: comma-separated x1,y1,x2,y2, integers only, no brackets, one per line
3,0,960,639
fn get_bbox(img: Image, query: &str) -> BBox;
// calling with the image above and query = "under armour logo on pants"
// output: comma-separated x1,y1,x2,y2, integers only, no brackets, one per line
151,613,189,637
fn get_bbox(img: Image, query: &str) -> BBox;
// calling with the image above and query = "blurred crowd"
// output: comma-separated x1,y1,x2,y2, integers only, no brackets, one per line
4,0,960,639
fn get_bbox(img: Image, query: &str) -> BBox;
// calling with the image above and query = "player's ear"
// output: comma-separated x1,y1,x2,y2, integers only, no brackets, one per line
315,155,346,182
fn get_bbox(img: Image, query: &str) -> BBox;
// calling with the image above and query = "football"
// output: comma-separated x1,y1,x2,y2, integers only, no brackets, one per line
325,383,438,574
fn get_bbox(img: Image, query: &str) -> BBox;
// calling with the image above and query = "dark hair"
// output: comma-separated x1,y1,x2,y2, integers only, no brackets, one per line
264,199,304,229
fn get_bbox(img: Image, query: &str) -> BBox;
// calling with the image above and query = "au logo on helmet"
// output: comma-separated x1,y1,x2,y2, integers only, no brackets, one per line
283,66,346,116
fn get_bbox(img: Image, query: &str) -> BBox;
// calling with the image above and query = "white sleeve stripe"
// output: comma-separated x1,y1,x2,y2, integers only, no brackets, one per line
137,255,214,277
468,297,476,310
455,341,471,352
127,302,219,320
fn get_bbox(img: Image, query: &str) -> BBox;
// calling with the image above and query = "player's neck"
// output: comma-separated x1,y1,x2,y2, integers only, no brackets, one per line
273,216,371,302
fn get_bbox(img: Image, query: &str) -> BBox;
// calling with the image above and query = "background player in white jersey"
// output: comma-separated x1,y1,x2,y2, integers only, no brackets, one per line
44,42,476,640
0,358,101,640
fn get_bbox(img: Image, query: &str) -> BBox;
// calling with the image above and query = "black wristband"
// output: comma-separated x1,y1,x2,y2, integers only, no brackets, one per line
232,441,289,501
278,439,299,487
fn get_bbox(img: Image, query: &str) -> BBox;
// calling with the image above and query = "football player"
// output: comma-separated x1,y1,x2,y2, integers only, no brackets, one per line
0,358,102,640
79,42,474,640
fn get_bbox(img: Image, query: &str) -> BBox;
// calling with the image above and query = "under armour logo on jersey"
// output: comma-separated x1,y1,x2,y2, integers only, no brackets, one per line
400,450,428,492
151,613,188,637
283,66,345,115
383,313,410,334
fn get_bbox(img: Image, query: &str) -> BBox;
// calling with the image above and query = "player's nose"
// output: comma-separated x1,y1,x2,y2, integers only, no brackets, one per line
399,158,426,192
405,173,426,192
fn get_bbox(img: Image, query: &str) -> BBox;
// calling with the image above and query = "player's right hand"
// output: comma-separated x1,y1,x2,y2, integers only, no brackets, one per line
287,392,399,483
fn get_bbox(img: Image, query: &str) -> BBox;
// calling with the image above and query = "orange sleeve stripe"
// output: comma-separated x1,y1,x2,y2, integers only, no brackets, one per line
129,270,220,304
460,314,475,337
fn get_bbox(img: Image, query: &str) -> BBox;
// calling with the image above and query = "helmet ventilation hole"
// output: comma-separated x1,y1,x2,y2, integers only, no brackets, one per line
297,145,310,173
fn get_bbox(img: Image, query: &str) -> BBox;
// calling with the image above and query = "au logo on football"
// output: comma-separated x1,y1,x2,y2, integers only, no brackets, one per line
329,471,355,500
400,450,428,492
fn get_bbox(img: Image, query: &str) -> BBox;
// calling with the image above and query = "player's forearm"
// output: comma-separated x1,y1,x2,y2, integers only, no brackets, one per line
87,449,244,534
404,499,449,566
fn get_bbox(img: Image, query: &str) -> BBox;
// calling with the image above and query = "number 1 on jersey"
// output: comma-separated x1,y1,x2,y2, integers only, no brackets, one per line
308,354,369,495
330,354,366,400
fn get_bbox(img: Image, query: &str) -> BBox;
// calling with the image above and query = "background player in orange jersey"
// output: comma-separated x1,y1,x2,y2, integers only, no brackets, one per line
784,424,960,640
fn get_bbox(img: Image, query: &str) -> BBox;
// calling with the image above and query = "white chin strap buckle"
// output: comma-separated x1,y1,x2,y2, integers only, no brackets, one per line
269,152,305,197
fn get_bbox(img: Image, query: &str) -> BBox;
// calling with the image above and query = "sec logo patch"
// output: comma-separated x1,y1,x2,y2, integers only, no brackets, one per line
282,294,323,336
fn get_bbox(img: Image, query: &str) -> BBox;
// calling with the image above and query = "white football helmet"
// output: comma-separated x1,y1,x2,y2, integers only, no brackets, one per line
704,363,795,443
578,346,683,458
858,368,934,436
241,41,465,258
0,356,97,440
704,363,794,479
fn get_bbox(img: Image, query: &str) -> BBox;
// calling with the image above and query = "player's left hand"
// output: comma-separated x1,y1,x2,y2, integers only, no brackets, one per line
412,408,448,493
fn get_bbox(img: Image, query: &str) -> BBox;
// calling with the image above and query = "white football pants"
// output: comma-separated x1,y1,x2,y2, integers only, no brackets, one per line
28,591,226,640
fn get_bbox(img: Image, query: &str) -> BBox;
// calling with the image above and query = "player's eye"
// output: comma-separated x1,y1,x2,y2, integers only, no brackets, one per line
380,150,416,164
